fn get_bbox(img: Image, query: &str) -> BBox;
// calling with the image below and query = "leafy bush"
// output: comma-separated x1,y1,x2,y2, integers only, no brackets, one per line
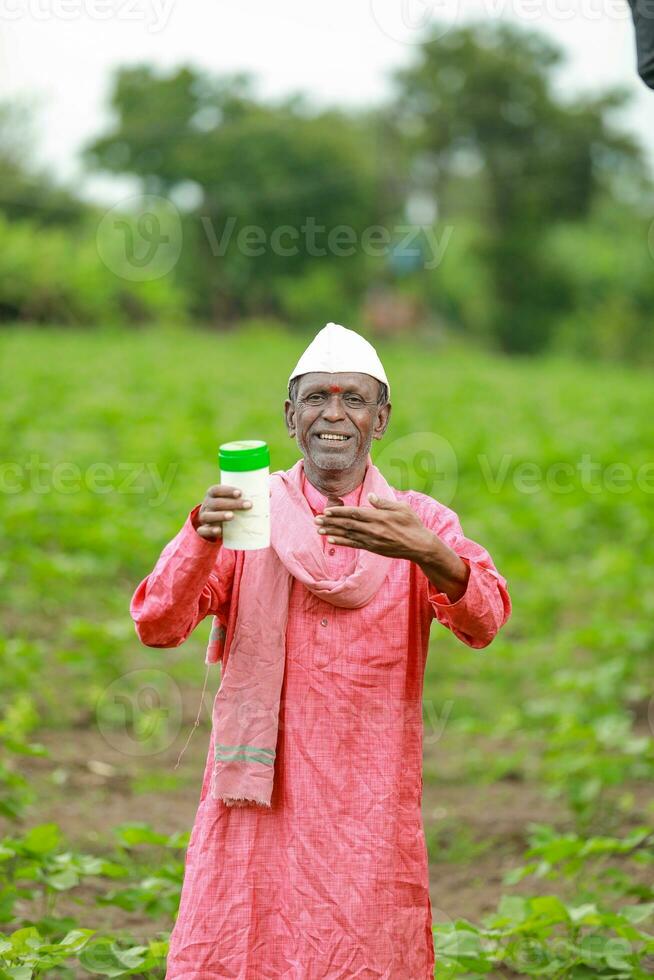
0,213,187,327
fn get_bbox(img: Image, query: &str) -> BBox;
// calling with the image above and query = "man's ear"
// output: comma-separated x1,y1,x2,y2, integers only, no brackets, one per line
284,398,296,437
373,401,391,441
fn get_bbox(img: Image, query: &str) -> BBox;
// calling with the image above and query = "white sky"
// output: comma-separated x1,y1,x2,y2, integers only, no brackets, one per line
0,0,652,205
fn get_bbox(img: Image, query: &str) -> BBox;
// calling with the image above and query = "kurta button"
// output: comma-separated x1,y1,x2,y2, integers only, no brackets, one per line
328,548,336,556
320,617,328,627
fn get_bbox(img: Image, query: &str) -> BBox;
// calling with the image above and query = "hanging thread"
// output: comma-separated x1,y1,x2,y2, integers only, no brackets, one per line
174,660,213,770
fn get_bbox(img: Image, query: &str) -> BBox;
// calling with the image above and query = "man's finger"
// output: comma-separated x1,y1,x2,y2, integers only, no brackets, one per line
323,534,360,549
208,485,242,498
201,509,235,524
319,517,368,533
205,497,252,513
197,524,222,539
367,493,400,509
322,506,375,521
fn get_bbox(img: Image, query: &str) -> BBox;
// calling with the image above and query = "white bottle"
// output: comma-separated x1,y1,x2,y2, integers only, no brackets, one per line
218,440,270,550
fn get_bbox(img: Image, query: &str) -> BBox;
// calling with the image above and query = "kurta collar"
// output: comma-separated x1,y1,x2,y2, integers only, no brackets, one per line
301,462,365,514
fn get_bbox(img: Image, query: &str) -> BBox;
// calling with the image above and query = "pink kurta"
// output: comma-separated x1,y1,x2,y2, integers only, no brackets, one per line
130,463,511,979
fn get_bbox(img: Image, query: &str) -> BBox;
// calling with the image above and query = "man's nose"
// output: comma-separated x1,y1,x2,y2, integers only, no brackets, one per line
321,394,347,421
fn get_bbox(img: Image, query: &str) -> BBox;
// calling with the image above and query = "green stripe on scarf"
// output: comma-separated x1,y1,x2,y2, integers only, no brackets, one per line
215,743,275,758
215,744,276,766
215,751,275,765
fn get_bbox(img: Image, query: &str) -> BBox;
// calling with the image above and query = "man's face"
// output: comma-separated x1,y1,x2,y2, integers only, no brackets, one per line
284,372,391,472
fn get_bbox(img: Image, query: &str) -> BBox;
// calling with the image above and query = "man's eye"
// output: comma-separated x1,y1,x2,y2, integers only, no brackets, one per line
303,392,364,406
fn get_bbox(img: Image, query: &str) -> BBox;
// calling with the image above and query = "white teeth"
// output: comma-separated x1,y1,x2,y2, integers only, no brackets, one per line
318,434,348,441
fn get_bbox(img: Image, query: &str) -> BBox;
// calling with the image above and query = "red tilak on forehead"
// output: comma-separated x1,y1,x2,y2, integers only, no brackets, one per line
328,384,343,393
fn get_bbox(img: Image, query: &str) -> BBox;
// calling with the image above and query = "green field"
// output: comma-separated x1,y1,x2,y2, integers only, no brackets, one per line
1,323,653,977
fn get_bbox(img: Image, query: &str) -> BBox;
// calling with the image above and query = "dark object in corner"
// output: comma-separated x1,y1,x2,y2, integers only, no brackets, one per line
627,0,654,88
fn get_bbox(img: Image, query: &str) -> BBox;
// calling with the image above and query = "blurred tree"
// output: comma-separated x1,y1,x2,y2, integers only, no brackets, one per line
83,66,400,322
392,24,647,352
0,100,86,226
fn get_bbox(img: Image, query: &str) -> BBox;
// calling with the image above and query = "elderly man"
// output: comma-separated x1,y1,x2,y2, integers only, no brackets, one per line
130,322,511,979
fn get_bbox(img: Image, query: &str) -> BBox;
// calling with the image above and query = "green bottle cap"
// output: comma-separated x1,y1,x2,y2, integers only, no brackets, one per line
219,439,270,472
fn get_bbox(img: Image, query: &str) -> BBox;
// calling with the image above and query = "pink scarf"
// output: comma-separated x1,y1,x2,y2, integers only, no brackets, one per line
205,455,394,809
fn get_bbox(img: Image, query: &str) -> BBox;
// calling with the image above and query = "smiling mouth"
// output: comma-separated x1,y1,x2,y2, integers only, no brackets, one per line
314,433,352,443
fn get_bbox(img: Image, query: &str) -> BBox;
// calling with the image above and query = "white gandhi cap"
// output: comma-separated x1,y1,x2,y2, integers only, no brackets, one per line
288,322,390,398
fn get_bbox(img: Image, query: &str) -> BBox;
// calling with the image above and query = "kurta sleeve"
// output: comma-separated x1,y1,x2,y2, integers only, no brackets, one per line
130,504,236,649
419,499,511,650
